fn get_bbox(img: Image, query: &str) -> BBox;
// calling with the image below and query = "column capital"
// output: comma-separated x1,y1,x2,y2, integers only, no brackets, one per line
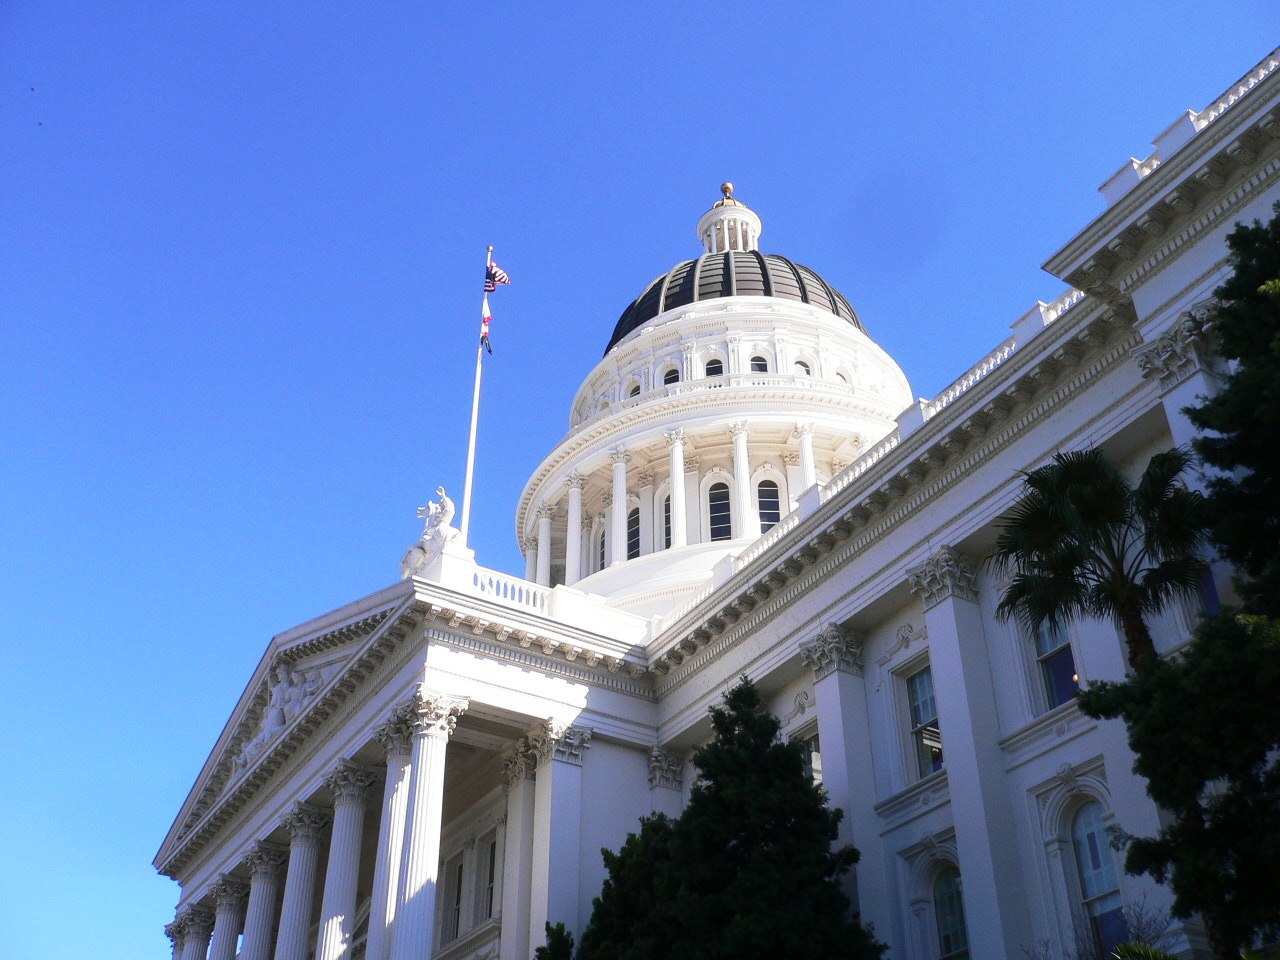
729,420,749,439
565,472,585,490
242,841,288,879
799,623,865,680
503,737,539,787
281,802,330,843
408,687,470,738
324,760,378,806
664,428,686,447
907,546,979,610
610,448,631,466
647,747,683,790
178,905,216,939
375,709,415,758
165,921,185,948
1134,299,1218,389
530,719,593,767
793,421,816,439
211,876,250,909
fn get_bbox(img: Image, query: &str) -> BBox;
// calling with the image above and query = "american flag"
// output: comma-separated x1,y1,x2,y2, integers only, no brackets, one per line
484,262,511,292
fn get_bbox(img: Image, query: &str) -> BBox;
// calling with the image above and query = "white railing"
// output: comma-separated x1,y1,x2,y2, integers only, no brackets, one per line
821,432,902,504
1198,50,1280,125
1041,287,1085,324
471,568,549,613
923,337,1017,420
735,512,801,570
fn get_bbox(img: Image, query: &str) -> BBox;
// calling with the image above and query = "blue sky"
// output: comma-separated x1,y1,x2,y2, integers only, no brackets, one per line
1,4,1276,957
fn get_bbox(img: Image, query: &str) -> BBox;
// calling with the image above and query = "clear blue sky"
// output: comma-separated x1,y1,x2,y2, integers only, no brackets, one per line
1,4,1275,956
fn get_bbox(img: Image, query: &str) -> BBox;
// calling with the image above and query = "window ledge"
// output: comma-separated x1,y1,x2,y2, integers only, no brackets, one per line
874,767,950,831
998,699,1094,772
435,916,500,960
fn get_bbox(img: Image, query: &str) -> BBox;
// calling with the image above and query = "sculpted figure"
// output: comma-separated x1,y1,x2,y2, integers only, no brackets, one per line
401,485,459,579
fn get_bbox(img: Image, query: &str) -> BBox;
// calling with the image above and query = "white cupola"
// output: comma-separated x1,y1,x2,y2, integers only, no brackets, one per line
696,182,763,254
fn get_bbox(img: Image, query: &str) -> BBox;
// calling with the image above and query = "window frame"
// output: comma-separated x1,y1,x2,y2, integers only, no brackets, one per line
1070,801,1127,956
707,481,732,541
932,864,970,960
757,478,781,533
662,366,680,385
905,664,944,780
1029,620,1079,710
704,358,724,378
749,355,769,373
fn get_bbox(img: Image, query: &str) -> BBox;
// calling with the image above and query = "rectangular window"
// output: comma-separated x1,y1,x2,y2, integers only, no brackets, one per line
626,507,641,560
663,495,671,549
443,857,464,943
483,837,497,919
796,729,822,785
907,666,943,778
1032,621,1079,709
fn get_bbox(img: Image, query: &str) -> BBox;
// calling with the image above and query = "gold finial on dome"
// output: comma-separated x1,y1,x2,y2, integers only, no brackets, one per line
721,181,734,199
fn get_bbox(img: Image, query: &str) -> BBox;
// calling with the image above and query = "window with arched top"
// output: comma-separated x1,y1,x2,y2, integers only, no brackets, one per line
596,529,606,572
750,356,769,373
705,358,724,377
629,384,640,397
933,865,970,960
662,495,672,549
794,360,811,376
1072,802,1126,955
708,483,732,541
835,370,849,384
757,480,781,533
626,508,640,560
663,368,680,385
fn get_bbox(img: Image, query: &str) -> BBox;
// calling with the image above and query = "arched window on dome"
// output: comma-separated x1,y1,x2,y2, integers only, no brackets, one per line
596,528,606,572
750,356,769,373
629,384,640,398
663,368,680,386
835,370,850,384
933,865,970,960
757,480,781,533
626,507,641,560
662,495,672,549
708,483,732,541
794,360,811,377
705,358,724,378
1072,802,1126,955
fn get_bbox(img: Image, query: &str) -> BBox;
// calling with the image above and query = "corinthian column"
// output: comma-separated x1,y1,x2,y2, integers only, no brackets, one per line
164,920,185,960
274,803,330,960
388,690,470,960
730,422,757,535
664,430,687,548
178,907,215,960
535,506,552,586
207,877,249,960
316,762,378,960
365,711,414,960
239,842,288,960
564,475,584,585
795,422,817,491
609,450,629,565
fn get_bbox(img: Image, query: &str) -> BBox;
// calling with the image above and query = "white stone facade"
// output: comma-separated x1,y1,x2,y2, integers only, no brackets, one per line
156,48,1280,960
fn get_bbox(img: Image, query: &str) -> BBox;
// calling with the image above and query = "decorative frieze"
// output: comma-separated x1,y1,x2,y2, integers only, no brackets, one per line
799,622,864,680
530,719,593,767
324,761,377,806
1133,300,1218,389
907,546,979,610
648,747,683,790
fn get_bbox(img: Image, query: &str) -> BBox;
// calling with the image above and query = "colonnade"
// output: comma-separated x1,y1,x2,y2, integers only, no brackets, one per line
524,421,820,587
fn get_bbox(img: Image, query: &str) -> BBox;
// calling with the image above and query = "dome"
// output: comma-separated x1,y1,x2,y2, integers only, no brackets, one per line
605,251,865,354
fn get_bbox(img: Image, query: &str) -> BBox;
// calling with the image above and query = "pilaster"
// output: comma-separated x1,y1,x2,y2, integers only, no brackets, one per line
647,747,683,819
529,720,593,944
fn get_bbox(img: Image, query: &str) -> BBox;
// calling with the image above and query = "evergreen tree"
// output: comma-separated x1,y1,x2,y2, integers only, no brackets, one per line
533,922,575,960
572,815,673,960
1187,199,1280,616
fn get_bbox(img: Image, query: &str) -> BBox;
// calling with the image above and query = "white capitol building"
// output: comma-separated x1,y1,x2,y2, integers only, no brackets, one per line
156,48,1280,960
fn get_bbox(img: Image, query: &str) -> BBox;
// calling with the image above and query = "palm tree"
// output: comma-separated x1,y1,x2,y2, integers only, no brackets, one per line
990,447,1208,675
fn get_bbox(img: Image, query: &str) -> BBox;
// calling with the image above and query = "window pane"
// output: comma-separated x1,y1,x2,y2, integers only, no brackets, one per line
663,368,680,385
933,866,969,960
626,507,640,560
597,531,605,570
705,359,723,377
629,384,640,397
758,480,781,532
908,668,943,777
1041,644,1079,707
907,668,937,727
1072,803,1120,902
484,839,497,919
708,483,732,541
794,360,811,376
750,356,768,372
663,495,671,549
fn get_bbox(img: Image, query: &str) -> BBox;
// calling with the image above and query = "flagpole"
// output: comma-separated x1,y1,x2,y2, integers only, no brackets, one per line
459,245,491,548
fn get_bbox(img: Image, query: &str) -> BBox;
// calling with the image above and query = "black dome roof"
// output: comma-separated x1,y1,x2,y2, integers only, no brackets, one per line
605,251,864,354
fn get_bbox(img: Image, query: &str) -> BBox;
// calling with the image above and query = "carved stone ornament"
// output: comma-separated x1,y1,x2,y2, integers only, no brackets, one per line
233,660,337,775
664,428,686,448
324,761,377,806
211,875,250,908
164,920,185,948
503,737,539,786
375,708,415,758
530,718,593,767
400,485,460,579
648,747,683,790
1133,300,1218,389
281,803,330,843
178,906,215,939
242,841,288,879
799,622,865,680
907,546,979,610
408,688,470,739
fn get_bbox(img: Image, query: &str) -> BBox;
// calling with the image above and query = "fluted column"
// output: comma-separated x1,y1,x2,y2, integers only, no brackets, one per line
535,506,552,586
240,842,288,960
523,537,536,582
500,740,538,960
316,762,378,960
208,877,249,960
730,422,757,535
665,430,687,548
795,422,817,491
165,920,185,960
366,711,414,960
178,907,215,960
564,475,584,585
609,450,629,565
274,803,330,960
388,689,470,960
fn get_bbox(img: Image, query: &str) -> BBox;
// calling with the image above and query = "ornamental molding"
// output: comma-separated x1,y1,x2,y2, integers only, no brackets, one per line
281,802,330,843
648,747,683,790
231,660,341,778
408,687,469,739
503,737,539,786
1133,298,1218,389
907,547,979,610
374,709,415,759
529,719,593,767
165,921,185,947
211,875,249,908
176,906,215,939
324,760,378,805
798,622,864,679
242,841,288,879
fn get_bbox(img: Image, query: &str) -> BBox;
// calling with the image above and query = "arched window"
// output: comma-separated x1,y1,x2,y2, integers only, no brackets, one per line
835,370,849,384
626,507,641,560
794,360,811,376
596,529,606,571
705,358,724,377
750,356,769,373
757,479,781,532
662,495,672,549
629,384,640,397
933,865,969,960
708,482,732,541
663,368,680,385
1072,802,1126,955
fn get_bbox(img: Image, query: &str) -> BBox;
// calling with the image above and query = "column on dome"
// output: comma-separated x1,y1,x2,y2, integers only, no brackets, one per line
388,689,469,960
907,547,1031,957
528,720,593,944
730,422,758,536
773,334,790,372
207,877,249,960
535,506,552,586
239,842,288,960
178,907,215,960
564,475,584,586
726,335,742,375
274,804,330,960
647,747,683,820
589,514,605,575
664,430,687,549
637,471,655,556
523,537,536,583
795,422,818,491
609,450,629,565
799,625,891,939
500,739,538,960
316,761,378,960
365,709,414,960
